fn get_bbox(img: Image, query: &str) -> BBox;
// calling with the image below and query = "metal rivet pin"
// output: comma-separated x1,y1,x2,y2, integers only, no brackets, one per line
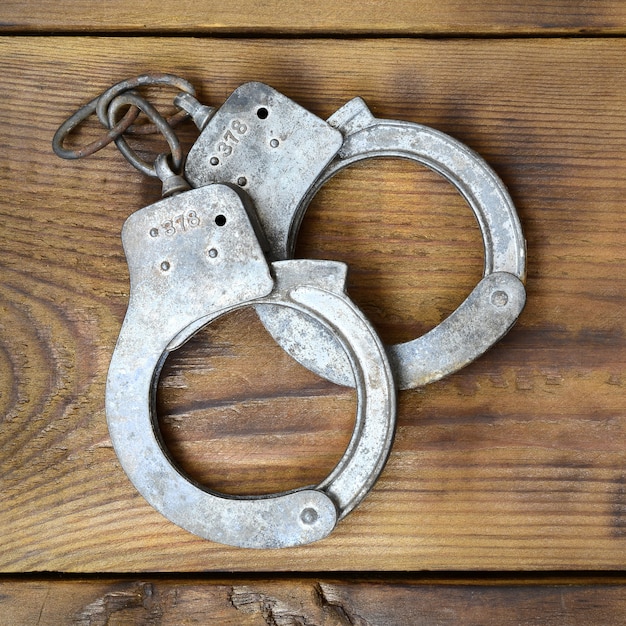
491,290,509,307
300,507,318,525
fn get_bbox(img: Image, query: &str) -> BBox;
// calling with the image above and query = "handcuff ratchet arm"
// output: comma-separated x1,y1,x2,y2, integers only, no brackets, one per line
260,95,527,389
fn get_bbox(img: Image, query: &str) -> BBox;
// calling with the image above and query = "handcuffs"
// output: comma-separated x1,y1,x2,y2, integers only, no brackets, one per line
54,76,526,548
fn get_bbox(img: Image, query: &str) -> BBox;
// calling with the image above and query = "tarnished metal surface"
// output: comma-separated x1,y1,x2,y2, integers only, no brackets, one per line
259,97,527,389
174,92,216,131
183,86,526,389
52,94,140,159
57,78,527,546
320,98,526,279
184,82,344,259
257,272,525,389
154,152,191,198
94,73,195,136
106,184,396,548
106,91,184,177
52,74,194,172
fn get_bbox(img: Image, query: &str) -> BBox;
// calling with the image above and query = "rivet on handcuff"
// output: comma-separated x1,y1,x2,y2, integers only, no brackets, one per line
53,74,526,549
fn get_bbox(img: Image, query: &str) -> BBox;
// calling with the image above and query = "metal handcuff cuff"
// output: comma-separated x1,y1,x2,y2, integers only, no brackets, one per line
53,76,526,549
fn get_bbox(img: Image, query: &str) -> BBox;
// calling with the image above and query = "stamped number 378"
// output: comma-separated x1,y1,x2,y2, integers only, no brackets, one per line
152,211,201,238
217,120,248,157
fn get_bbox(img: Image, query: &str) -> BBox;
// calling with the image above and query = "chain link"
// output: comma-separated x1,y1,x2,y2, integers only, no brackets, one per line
52,74,197,178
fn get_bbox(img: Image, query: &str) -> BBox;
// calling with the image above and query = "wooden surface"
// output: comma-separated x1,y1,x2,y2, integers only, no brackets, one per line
2,1,626,35
0,1,625,622
2,576,626,625
1,36,624,572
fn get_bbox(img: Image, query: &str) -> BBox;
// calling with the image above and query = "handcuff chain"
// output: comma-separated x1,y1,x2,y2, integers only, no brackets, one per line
52,74,198,179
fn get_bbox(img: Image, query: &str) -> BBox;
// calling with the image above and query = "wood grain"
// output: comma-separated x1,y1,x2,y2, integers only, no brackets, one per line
2,1,626,35
0,37,625,572
3,576,626,625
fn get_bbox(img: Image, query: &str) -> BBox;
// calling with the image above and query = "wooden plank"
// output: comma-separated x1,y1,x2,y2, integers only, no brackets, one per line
1,1,626,35
3,577,626,625
0,36,625,572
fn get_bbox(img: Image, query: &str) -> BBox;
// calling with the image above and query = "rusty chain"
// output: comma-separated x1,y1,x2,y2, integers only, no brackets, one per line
52,74,197,177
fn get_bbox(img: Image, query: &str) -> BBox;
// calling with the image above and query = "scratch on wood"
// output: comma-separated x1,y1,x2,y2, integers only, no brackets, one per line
316,583,371,626
72,582,162,626
36,588,50,626
230,584,320,625
230,586,275,616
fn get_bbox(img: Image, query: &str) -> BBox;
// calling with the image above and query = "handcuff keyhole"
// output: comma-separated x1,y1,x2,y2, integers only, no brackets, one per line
256,107,269,120
215,214,227,226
